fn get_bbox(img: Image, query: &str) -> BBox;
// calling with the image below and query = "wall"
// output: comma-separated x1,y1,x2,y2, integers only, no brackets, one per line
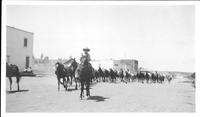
6,26,34,71
91,60,113,70
113,59,138,73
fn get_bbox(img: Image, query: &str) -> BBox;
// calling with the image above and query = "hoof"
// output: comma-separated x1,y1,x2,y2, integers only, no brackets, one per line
86,95,90,100
80,95,84,100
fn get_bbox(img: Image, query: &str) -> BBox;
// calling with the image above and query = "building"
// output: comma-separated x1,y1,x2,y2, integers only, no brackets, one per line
113,59,138,73
6,26,34,71
91,59,113,70
90,59,138,73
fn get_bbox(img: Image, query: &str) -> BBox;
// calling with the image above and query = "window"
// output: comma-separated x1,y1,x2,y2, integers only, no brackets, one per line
24,38,28,47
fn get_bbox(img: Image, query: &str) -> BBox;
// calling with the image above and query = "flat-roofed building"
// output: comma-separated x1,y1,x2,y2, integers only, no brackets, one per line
6,26,34,71
113,59,138,73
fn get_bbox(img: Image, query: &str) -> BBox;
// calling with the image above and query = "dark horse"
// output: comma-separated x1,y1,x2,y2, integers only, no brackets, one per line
6,63,21,91
78,60,93,99
55,58,79,91
68,58,79,89
64,58,78,87
98,67,105,82
55,62,68,91
109,68,117,82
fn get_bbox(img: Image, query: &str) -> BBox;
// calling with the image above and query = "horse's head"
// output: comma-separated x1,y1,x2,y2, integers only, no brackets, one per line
55,62,60,69
55,62,64,70
71,58,78,68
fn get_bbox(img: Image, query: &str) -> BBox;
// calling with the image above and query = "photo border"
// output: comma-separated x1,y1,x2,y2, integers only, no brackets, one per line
1,1,200,117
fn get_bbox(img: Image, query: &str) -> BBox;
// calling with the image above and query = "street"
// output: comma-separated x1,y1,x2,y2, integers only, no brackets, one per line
6,74,195,112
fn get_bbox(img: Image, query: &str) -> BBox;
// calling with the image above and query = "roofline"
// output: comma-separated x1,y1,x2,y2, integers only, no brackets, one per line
114,59,138,62
7,25,34,34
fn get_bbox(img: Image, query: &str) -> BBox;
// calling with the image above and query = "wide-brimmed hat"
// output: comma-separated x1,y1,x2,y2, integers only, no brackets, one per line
83,47,90,52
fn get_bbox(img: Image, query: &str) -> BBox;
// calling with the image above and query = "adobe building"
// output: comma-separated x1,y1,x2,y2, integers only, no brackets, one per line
6,26,34,71
113,59,138,73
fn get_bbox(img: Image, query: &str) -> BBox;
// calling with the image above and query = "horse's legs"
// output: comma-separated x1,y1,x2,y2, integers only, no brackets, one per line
57,78,60,91
86,81,90,97
75,77,78,90
70,76,73,85
8,77,12,91
63,78,67,91
96,76,98,82
90,78,93,84
16,77,20,91
80,81,84,99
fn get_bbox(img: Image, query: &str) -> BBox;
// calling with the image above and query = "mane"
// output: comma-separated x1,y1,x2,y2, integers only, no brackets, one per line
64,58,74,65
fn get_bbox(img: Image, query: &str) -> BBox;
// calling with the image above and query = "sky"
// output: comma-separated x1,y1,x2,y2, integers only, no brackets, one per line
6,5,195,72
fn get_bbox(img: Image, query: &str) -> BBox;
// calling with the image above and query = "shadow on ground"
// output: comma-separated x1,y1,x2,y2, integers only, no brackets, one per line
7,89,29,94
87,96,109,102
67,88,78,92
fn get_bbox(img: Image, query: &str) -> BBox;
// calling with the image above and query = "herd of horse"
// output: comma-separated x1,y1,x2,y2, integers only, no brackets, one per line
6,59,174,99
54,58,174,99
55,58,93,99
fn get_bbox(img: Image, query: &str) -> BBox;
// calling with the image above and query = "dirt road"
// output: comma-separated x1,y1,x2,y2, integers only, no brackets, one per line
6,74,195,112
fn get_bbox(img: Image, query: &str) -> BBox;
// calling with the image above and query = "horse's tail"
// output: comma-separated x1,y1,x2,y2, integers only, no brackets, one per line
12,65,21,83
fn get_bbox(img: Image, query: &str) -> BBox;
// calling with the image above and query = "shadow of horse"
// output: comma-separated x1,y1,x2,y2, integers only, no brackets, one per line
87,96,109,102
90,82,98,86
7,89,29,94
67,88,78,92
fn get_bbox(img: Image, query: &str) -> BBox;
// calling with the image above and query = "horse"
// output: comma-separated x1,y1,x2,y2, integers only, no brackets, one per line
119,69,124,82
70,59,79,89
166,74,172,83
124,70,131,83
159,74,165,83
94,69,100,82
114,70,119,78
6,63,21,91
55,58,79,91
78,60,93,99
98,67,105,82
109,68,117,82
145,72,150,83
104,69,110,82
64,58,78,86
131,73,137,82
55,62,68,91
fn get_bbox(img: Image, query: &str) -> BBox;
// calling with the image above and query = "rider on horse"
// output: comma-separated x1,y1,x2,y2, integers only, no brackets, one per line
79,47,93,99
80,47,95,78
80,47,93,71
80,47,91,64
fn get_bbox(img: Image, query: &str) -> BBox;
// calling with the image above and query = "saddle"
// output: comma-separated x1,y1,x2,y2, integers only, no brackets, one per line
76,60,94,78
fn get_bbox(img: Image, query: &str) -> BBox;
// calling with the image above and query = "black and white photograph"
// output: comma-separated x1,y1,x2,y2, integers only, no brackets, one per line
1,1,199,116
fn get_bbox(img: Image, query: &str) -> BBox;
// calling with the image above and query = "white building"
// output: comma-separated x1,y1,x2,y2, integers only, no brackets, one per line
113,59,138,73
91,59,138,73
6,26,34,71
91,59,113,70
